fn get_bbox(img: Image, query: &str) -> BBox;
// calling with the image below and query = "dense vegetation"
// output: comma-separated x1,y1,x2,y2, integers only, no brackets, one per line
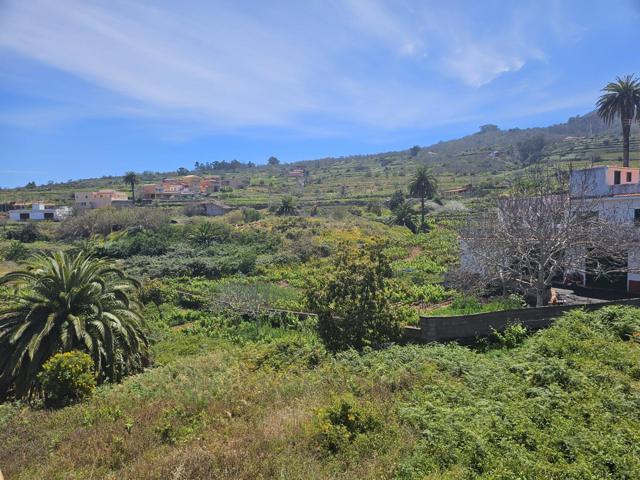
1,303,640,478
2,95,640,478
1,198,640,478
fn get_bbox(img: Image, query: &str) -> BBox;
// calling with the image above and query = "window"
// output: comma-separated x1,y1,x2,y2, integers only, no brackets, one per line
44,212,54,220
19,213,29,220
635,209,640,225
614,171,621,184
627,172,633,182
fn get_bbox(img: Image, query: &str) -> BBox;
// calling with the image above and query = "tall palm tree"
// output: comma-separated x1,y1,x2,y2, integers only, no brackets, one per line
387,201,417,233
0,251,148,400
409,167,438,232
597,75,640,167
123,171,139,203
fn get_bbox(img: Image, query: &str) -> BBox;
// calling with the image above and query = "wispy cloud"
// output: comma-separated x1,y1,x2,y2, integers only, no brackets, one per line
0,0,631,134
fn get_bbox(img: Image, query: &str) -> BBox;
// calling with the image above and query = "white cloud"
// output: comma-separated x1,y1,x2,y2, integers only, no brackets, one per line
0,0,620,133
444,45,526,87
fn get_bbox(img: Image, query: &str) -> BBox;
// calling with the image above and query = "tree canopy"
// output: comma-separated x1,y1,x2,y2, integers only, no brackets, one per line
597,75,640,167
0,251,148,400
409,167,438,232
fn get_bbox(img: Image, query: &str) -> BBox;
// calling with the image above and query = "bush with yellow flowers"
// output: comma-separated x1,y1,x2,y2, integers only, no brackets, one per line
38,351,96,408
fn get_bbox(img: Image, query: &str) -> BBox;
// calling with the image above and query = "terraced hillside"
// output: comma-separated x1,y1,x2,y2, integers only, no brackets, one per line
2,111,639,207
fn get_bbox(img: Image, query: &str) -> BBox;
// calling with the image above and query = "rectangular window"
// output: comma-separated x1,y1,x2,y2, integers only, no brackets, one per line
627,172,633,182
635,209,640,225
19,213,29,220
44,212,54,220
614,171,621,184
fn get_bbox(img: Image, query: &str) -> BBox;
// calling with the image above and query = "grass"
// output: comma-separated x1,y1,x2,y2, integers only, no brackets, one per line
6,142,640,478
1,307,640,478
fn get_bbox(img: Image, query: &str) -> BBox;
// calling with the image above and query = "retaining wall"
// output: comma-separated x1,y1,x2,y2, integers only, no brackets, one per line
403,298,640,344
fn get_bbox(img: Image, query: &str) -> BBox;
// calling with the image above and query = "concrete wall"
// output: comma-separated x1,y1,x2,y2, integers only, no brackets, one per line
403,298,640,344
571,166,640,198
570,167,609,197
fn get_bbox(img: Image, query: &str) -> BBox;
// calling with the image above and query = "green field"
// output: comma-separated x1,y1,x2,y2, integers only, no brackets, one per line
2,111,640,479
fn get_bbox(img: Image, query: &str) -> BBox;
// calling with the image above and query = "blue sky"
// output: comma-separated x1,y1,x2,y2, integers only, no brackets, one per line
1,0,639,187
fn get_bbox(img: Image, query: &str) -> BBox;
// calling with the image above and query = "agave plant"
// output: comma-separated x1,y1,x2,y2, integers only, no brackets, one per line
0,251,148,400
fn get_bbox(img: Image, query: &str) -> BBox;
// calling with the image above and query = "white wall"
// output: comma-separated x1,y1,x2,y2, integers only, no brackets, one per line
8,207,71,221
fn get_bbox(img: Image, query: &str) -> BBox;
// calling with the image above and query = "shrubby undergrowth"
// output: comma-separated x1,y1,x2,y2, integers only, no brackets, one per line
2,301,640,478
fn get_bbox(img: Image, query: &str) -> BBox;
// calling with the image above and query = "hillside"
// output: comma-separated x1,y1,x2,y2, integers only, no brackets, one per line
2,109,640,479
2,111,639,208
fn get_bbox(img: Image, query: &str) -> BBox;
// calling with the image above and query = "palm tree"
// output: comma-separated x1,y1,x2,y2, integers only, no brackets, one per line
123,171,139,203
276,196,298,216
409,167,438,232
597,75,640,167
0,251,148,400
388,201,417,233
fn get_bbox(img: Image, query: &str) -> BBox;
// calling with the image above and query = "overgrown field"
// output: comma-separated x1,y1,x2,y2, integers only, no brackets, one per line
2,306,640,479
2,177,640,479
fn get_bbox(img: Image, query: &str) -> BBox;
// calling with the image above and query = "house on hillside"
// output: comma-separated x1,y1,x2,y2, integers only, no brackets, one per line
442,184,473,199
569,165,640,293
75,190,130,209
201,176,221,193
9,202,71,221
460,165,640,294
141,175,221,200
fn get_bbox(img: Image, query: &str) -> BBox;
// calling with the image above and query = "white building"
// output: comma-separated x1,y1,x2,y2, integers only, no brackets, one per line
9,203,71,221
459,165,640,294
570,165,640,293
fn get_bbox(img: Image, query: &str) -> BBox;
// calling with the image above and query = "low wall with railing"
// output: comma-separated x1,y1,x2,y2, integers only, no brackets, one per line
403,298,640,344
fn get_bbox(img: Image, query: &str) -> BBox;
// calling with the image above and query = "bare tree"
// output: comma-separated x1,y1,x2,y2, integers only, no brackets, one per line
460,164,638,306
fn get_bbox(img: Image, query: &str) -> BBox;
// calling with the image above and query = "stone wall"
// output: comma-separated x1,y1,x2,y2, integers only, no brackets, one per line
403,298,640,344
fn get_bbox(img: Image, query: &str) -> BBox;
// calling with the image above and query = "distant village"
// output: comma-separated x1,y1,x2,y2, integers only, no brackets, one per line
3,170,311,221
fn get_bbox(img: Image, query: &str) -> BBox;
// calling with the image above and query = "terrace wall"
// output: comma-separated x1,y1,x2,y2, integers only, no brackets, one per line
403,298,640,344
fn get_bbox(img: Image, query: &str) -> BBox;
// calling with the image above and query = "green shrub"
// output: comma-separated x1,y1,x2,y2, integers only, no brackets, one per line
59,207,170,238
249,335,326,370
492,323,528,349
2,240,29,261
97,230,169,258
590,306,640,340
242,208,262,223
187,222,231,247
139,278,177,313
307,242,404,351
314,395,380,453
5,223,44,243
37,351,96,408
165,307,207,327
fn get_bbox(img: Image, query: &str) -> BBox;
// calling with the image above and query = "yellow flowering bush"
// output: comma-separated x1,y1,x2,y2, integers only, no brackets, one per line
37,351,96,408
313,395,380,453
